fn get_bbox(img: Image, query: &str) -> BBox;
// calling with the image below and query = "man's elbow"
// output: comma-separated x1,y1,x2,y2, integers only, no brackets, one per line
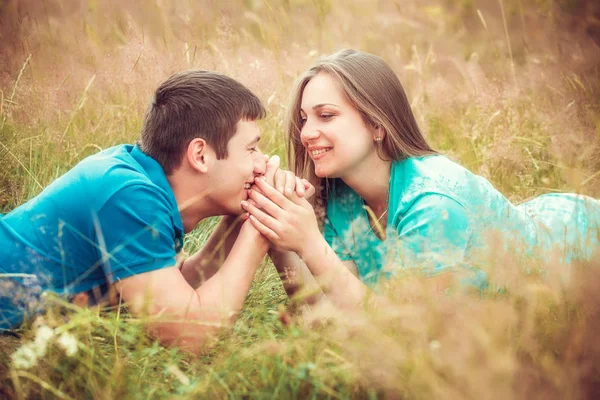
146,320,220,355
144,305,233,354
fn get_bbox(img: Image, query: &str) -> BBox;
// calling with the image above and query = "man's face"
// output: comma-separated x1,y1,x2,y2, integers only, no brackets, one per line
207,119,266,215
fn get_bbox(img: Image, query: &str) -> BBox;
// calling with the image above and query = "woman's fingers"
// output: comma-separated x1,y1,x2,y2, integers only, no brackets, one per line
248,215,280,242
253,177,295,209
241,200,281,231
248,188,284,218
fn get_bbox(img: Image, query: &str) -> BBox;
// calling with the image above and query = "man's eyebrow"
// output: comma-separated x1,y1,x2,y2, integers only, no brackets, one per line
245,136,261,146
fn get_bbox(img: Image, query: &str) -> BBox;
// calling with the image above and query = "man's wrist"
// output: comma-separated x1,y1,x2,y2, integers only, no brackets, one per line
239,222,269,252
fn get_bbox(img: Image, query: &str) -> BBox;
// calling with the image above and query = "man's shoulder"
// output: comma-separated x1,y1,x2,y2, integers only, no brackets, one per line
68,144,160,200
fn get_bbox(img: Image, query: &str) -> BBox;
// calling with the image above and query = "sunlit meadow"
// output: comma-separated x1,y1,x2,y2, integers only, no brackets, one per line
1,0,600,398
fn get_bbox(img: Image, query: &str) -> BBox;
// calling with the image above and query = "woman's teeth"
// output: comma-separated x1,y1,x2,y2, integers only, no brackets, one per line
244,183,252,189
312,148,331,156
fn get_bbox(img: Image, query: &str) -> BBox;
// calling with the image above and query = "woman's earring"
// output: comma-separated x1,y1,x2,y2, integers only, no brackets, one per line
375,137,382,143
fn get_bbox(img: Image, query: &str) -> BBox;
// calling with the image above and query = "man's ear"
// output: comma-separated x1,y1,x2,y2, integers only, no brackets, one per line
186,138,210,174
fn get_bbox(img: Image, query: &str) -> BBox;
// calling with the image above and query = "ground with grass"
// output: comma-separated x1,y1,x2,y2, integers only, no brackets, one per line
1,0,600,398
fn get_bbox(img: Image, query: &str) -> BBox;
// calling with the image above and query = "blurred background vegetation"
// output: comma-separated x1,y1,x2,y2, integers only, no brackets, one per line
1,0,599,398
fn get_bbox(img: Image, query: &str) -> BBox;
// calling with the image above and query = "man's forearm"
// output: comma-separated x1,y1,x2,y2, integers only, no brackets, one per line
195,224,269,316
180,215,243,288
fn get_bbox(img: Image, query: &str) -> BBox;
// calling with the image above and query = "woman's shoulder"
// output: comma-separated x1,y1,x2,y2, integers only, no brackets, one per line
391,154,482,209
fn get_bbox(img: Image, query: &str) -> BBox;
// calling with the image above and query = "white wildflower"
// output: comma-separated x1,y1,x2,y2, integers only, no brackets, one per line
57,332,78,357
33,325,55,357
167,364,190,386
11,344,39,370
429,340,441,351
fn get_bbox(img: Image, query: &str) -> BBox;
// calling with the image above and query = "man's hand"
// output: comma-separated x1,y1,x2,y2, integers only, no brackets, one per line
273,168,315,200
256,155,315,199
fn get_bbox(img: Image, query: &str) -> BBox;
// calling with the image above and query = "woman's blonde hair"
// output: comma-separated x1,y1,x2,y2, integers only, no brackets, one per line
285,49,436,220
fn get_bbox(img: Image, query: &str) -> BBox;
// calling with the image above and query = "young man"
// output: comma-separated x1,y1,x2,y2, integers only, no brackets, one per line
0,70,304,353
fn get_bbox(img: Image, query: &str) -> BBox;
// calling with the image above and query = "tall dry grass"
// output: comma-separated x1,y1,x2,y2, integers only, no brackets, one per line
1,0,600,398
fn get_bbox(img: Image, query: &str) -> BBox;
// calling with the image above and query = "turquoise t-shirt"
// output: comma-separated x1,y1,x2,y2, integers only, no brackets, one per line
0,145,184,330
324,155,600,287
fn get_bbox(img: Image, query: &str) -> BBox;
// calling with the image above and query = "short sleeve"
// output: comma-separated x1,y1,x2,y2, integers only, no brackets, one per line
393,193,471,276
323,217,353,261
95,184,180,283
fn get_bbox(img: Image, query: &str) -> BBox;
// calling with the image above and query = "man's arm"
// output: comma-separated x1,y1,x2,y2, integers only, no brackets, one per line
179,215,243,288
114,221,269,354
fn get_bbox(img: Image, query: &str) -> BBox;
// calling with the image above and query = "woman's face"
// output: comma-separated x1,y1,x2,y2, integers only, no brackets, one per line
299,73,378,179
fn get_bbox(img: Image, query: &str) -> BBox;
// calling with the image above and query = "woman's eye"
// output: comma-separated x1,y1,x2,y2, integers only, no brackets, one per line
320,113,333,120
299,116,307,126
249,147,258,153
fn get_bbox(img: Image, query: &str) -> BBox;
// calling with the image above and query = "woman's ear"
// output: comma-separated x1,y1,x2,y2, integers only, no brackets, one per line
186,138,210,174
373,124,386,142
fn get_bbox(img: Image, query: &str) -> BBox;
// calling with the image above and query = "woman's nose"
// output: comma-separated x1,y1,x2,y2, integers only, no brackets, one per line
300,126,321,145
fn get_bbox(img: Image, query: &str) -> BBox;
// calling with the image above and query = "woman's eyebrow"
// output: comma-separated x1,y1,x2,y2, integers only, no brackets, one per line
300,103,340,113
312,103,339,110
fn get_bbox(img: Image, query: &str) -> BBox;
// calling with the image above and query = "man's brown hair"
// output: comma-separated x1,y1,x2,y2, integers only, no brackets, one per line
139,70,266,174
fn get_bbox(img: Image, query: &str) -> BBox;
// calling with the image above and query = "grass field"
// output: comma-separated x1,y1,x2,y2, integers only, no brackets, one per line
1,0,600,398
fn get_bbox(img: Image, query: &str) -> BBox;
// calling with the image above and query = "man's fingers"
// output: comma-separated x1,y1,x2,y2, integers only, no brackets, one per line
303,179,316,199
295,177,305,197
274,168,285,194
264,155,280,185
284,171,296,198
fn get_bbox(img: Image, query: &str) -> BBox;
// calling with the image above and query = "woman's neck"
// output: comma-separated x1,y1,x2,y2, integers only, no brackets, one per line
342,156,391,213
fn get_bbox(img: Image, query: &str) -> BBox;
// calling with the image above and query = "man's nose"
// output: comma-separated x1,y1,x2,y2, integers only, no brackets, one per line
253,151,267,176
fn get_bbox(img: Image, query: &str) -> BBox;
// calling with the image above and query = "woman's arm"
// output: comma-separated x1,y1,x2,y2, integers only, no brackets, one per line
242,177,372,309
243,179,476,308
268,249,359,305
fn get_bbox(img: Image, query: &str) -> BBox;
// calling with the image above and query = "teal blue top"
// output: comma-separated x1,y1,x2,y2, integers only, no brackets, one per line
324,155,600,287
0,145,184,330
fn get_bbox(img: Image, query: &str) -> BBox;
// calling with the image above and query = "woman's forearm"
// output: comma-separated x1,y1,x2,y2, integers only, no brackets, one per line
269,249,325,304
298,237,370,309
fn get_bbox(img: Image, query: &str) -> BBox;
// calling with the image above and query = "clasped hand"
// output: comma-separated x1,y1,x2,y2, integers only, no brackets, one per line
241,156,320,255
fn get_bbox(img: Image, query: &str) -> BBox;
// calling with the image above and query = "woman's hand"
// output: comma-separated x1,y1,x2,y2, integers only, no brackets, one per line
241,177,321,255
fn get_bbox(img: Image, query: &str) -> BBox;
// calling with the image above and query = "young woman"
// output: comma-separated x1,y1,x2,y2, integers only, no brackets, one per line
241,49,600,308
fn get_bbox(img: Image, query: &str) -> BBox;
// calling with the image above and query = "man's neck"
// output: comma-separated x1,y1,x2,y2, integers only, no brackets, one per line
167,170,214,233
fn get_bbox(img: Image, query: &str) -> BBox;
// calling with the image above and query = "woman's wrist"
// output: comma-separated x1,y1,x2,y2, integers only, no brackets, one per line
297,235,329,274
